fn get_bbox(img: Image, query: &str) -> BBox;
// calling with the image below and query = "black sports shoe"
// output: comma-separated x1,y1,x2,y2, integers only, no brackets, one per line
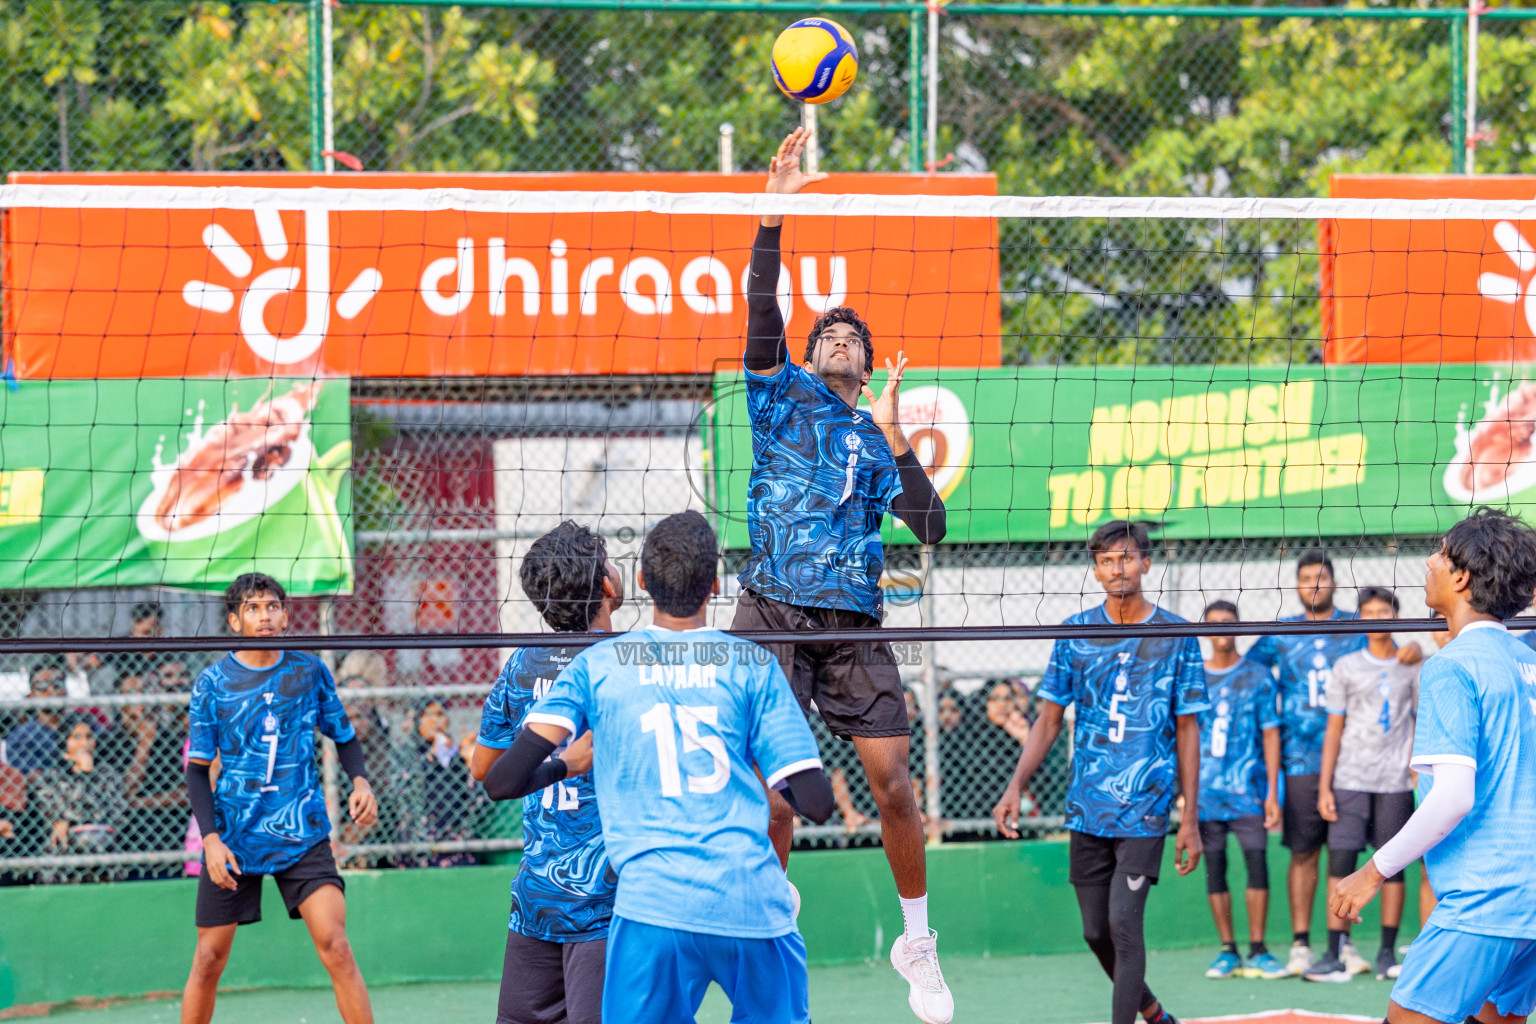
1375,947,1400,980
1303,953,1353,983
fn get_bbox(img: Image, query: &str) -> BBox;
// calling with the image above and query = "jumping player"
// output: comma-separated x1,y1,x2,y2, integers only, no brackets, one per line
994,520,1207,1024
182,573,378,1024
1196,601,1285,981
472,521,624,1024
1247,551,1420,976
1332,508,1536,1024
1307,586,1418,984
735,126,951,1022
486,510,835,1024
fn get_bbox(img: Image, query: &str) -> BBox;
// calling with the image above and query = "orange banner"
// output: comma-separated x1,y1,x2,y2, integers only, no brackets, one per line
1324,174,1536,364
3,172,1000,378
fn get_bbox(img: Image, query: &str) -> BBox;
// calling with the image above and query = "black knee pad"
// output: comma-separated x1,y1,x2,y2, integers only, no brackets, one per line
1205,847,1230,895
1242,848,1269,891
1328,847,1361,880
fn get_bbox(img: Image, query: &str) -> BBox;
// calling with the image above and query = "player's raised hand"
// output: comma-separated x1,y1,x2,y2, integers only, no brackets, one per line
348,777,379,828
992,784,1023,840
203,833,242,890
861,351,909,433
1174,816,1203,875
766,127,829,197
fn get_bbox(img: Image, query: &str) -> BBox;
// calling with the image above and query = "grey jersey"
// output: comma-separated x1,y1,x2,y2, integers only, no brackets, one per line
1326,649,1419,793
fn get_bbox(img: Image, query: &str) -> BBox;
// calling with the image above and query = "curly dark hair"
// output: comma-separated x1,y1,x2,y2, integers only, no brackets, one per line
640,511,719,617
520,521,610,632
803,306,874,370
223,573,286,619
1441,507,1536,619
1089,519,1151,558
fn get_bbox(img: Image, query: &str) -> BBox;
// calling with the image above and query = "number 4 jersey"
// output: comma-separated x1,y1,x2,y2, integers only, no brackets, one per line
477,646,614,942
527,624,822,940
187,651,356,874
1039,604,1210,838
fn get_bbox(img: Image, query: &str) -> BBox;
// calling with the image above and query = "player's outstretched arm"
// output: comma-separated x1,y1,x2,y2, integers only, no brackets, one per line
993,700,1065,839
746,128,826,375
866,351,948,543
483,724,575,801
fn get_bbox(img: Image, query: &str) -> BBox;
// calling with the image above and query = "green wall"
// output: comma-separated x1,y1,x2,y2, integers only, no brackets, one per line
0,839,1423,1011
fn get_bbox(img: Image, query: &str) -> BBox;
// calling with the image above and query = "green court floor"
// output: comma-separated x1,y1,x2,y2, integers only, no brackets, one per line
29,947,1400,1024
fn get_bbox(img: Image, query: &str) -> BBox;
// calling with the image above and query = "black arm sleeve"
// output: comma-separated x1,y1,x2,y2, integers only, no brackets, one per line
335,736,368,781
890,449,947,543
745,223,790,372
186,760,218,835
483,728,569,802
775,767,835,824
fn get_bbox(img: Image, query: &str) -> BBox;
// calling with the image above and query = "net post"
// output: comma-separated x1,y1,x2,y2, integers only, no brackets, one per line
307,0,326,171
920,543,941,844
1466,0,1479,174
322,0,336,173
802,104,819,175
1450,16,1466,172
908,8,923,173
926,0,940,171
719,122,734,174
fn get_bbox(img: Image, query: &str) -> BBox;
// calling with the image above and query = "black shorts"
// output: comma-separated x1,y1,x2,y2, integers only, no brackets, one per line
497,928,606,1024
1068,830,1166,887
1282,774,1328,855
1199,815,1268,853
194,839,343,928
732,589,908,739
1328,789,1415,854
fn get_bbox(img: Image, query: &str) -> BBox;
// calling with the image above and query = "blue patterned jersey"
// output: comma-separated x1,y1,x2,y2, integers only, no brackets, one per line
739,361,903,617
528,626,822,939
1246,610,1364,776
1413,623,1536,939
1197,659,1280,821
1039,605,1211,838
478,646,613,942
187,651,355,874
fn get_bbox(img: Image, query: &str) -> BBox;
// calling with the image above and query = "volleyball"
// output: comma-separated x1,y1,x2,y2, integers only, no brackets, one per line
771,18,859,104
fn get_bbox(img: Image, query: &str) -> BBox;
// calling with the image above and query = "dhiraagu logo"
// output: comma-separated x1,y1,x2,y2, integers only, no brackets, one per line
896,385,972,500
0,470,44,527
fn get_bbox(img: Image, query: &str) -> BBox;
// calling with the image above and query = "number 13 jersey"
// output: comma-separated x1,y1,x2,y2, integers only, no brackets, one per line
527,625,821,940
1039,605,1209,839
188,651,355,874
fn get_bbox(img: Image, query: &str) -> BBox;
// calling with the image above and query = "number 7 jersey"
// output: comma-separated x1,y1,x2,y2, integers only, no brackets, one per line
1039,605,1210,838
187,651,356,874
526,625,822,940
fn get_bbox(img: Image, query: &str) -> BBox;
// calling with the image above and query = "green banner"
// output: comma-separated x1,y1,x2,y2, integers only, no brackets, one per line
707,366,1536,546
0,378,352,593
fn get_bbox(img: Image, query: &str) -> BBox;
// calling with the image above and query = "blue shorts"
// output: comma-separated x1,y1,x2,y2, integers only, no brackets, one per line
1391,921,1536,1023
602,916,810,1024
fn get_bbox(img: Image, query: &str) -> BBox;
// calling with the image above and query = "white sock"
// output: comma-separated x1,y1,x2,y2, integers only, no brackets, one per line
900,894,929,941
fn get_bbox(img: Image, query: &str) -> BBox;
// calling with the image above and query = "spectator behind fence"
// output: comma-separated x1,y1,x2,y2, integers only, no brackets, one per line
339,675,397,865
4,657,68,775
123,659,194,864
106,601,164,693
34,714,126,882
389,698,479,867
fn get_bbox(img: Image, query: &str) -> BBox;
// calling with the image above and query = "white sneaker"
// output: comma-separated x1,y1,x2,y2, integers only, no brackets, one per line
890,930,954,1024
1342,940,1370,976
1287,943,1315,977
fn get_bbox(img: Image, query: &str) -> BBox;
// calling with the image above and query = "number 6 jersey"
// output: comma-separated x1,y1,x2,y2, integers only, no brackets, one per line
1039,605,1210,838
527,625,821,940
187,651,355,874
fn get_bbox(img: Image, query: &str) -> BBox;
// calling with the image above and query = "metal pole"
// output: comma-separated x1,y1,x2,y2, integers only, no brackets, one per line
307,0,325,171
1466,0,1479,174
802,103,819,175
1450,17,1466,173
719,122,734,174
926,0,939,170
908,8,923,172
921,544,941,842
322,0,336,172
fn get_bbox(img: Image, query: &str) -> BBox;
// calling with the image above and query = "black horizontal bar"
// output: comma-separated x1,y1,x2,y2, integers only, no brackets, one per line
0,615,1523,655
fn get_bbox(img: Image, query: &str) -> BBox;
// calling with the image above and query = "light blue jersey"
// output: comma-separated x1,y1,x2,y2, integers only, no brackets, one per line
527,625,822,940
1413,622,1536,939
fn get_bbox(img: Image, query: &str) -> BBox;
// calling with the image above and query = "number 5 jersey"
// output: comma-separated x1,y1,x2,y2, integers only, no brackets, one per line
187,651,356,874
1039,605,1210,839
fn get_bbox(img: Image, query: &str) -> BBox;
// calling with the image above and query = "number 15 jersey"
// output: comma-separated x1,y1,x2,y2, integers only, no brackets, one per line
527,625,821,941
188,651,355,874
1039,605,1210,838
